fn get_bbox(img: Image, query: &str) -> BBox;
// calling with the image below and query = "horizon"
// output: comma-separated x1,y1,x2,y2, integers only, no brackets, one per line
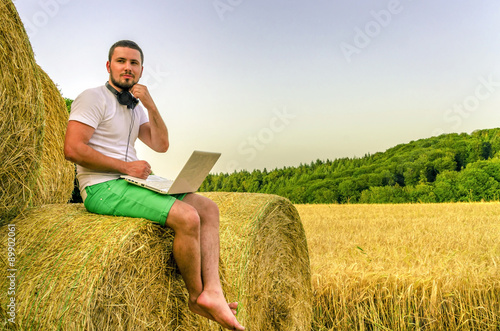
208,126,500,174
13,1,500,178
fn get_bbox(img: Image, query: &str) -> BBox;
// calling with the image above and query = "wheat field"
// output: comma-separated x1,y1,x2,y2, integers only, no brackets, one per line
295,202,500,330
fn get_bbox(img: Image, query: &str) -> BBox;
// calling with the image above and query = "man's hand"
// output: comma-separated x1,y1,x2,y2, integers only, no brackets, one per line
134,83,170,153
131,84,156,111
126,160,151,179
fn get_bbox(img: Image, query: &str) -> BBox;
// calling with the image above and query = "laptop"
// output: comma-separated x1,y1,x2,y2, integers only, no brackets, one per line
120,151,221,194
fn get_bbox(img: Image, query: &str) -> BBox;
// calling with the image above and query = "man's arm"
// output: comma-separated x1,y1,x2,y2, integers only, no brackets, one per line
132,84,169,153
64,120,151,179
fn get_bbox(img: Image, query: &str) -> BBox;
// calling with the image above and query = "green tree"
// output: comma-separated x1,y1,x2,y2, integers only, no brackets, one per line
433,171,459,202
196,128,500,204
65,98,73,112
456,167,499,201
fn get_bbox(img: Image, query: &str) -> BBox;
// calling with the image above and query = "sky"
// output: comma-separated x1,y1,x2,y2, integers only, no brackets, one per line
12,0,500,177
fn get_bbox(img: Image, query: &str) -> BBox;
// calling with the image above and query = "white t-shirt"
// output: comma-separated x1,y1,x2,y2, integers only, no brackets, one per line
69,85,149,201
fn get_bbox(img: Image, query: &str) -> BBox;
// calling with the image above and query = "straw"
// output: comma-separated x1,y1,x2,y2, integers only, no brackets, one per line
0,193,313,330
0,0,45,223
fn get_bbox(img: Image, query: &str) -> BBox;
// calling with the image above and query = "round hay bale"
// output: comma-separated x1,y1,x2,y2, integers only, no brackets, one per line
0,193,312,330
201,192,313,330
30,65,75,206
0,0,45,223
0,203,194,330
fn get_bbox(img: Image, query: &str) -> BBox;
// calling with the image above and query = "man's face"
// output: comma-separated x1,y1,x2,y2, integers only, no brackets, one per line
106,47,143,91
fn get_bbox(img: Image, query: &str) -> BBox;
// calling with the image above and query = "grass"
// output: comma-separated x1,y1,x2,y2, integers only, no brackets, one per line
296,202,500,330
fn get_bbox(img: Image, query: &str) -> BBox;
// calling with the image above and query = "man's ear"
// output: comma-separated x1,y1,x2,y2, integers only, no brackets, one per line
139,66,144,79
106,61,111,73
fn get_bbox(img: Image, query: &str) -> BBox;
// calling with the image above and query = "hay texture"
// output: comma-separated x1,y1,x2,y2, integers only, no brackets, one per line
0,0,45,223
203,192,313,330
0,193,312,330
30,65,74,206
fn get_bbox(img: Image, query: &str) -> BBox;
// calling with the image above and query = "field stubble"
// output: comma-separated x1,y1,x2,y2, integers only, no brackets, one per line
296,202,500,330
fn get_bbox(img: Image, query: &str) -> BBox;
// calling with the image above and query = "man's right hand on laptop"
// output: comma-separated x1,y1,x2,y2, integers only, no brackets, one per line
126,160,151,179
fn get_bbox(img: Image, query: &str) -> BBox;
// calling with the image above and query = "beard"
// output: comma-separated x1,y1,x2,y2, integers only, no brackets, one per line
109,70,137,91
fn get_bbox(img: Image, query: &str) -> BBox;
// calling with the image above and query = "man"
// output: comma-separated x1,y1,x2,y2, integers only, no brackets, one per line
64,40,244,331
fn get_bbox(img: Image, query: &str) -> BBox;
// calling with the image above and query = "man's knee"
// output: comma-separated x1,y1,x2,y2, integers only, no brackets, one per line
203,198,219,218
194,196,219,222
167,203,201,235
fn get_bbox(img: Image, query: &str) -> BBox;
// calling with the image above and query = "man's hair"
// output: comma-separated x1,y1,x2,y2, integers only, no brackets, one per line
108,40,144,64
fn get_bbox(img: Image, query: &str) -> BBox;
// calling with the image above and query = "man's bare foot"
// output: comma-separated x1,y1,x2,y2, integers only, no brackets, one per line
196,290,245,330
189,299,215,321
189,300,239,323
229,301,238,316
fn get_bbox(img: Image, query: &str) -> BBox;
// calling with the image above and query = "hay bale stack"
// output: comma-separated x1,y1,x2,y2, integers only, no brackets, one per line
0,0,45,223
30,65,75,206
0,193,312,330
0,203,193,330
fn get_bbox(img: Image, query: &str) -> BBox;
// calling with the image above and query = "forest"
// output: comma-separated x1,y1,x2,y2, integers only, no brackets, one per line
66,98,500,204
199,128,500,204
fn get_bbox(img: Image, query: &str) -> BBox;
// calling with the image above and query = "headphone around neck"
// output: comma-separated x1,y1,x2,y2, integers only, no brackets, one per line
105,81,139,110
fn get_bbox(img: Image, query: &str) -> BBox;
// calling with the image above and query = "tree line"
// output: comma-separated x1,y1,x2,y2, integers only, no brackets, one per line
200,128,500,204
65,98,500,204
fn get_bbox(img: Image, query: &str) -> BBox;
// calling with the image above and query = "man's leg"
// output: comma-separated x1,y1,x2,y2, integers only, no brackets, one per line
166,194,244,330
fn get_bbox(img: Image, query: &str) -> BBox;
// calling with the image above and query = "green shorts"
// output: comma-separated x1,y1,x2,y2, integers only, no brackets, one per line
84,179,186,226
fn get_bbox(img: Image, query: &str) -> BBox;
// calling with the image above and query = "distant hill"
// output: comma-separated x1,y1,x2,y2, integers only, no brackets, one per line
200,128,500,204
